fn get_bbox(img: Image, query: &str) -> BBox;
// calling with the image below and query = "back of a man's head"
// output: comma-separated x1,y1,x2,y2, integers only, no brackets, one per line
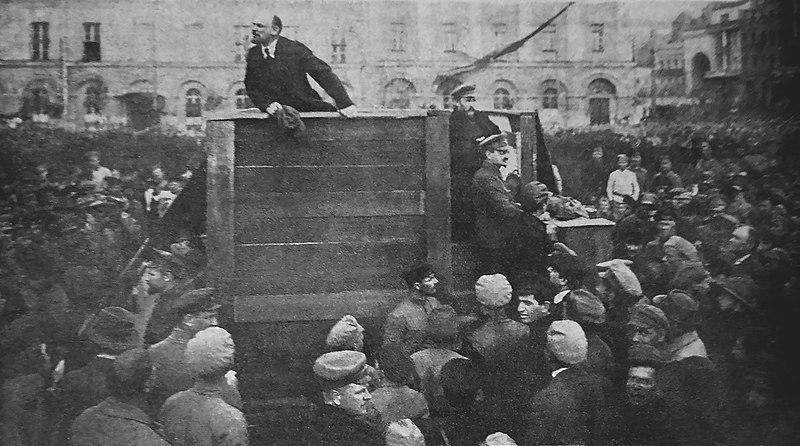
402,262,435,288
440,358,483,410
111,348,152,397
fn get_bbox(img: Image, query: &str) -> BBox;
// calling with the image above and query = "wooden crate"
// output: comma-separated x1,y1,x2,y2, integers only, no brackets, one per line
204,110,450,399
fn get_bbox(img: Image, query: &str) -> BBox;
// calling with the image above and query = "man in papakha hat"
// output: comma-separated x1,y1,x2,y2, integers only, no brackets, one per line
71,348,170,445
383,263,442,357
448,83,500,242
245,13,357,117
522,320,619,446
58,306,142,440
158,327,248,446
325,315,384,391
464,274,531,439
148,287,241,411
472,133,524,276
311,350,384,446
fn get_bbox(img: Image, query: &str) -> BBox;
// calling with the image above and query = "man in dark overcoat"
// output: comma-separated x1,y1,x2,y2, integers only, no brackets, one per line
449,84,500,241
245,13,357,116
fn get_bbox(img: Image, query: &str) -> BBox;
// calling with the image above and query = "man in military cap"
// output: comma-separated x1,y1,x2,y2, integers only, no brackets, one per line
311,350,384,445
449,84,500,242
626,304,670,349
149,287,242,411
472,133,523,276
245,13,357,117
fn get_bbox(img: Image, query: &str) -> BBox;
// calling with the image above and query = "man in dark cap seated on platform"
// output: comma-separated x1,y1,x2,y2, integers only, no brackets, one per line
472,133,524,276
311,350,384,446
148,287,241,411
58,306,142,437
245,13,357,117
449,83,500,242
70,348,170,445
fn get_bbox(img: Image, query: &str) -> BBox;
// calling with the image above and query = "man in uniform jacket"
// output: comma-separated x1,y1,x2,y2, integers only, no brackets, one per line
449,84,500,241
245,14,357,116
472,133,523,275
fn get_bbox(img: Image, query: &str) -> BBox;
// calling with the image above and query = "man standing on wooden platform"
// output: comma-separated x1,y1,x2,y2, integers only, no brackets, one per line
245,13,357,117
449,84,500,242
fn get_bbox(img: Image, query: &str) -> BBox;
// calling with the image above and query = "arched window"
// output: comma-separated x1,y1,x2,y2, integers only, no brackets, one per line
84,83,106,114
542,87,559,109
185,88,202,117
235,88,252,109
493,88,513,109
383,78,416,109
587,78,617,96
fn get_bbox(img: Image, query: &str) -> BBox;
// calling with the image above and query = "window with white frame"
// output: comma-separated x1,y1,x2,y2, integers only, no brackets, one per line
543,24,556,52
185,88,202,118
493,88,513,110
443,22,457,53
83,22,101,62
591,23,605,52
331,29,347,64
235,88,253,109
543,87,559,109
492,22,508,48
391,22,407,52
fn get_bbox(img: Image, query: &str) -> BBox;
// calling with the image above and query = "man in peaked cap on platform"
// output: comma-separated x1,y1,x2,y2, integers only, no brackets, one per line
245,13,357,117
311,350,384,446
149,287,242,411
449,83,501,242
472,134,524,276
522,320,619,446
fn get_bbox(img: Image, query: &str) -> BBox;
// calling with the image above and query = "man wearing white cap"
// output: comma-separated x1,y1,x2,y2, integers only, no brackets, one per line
522,320,618,445
158,327,248,446
471,134,523,275
449,83,500,242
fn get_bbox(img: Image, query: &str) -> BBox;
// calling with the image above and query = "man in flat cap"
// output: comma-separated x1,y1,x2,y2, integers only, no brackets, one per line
522,320,618,446
652,290,707,362
245,13,357,117
159,327,248,446
449,84,500,242
311,350,384,445
71,348,170,445
626,304,670,349
472,133,524,276
562,289,617,381
149,287,241,411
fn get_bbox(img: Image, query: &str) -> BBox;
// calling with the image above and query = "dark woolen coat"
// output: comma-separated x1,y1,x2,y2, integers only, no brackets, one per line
471,160,523,249
311,404,385,446
244,36,353,113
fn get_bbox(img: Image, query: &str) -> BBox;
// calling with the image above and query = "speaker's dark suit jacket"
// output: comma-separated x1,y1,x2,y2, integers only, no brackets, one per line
244,36,354,112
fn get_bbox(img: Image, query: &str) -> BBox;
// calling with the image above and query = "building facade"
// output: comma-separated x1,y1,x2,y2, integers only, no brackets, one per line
0,0,644,131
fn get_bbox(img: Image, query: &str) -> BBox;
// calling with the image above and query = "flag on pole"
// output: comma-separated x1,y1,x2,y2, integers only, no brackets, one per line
534,111,559,195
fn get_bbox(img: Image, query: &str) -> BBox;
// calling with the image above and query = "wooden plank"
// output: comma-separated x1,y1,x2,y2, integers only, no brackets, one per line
520,114,536,184
226,266,410,295
235,165,423,193
235,215,426,244
234,241,425,273
233,290,408,322
235,137,425,167
206,109,430,121
234,117,426,143
235,191,425,218
204,120,235,290
424,114,453,286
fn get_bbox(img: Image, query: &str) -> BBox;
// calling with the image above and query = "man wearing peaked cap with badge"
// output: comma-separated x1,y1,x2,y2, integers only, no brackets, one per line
522,320,619,446
311,350,384,446
148,287,242,411
449,83,501,242
472,133,524,276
